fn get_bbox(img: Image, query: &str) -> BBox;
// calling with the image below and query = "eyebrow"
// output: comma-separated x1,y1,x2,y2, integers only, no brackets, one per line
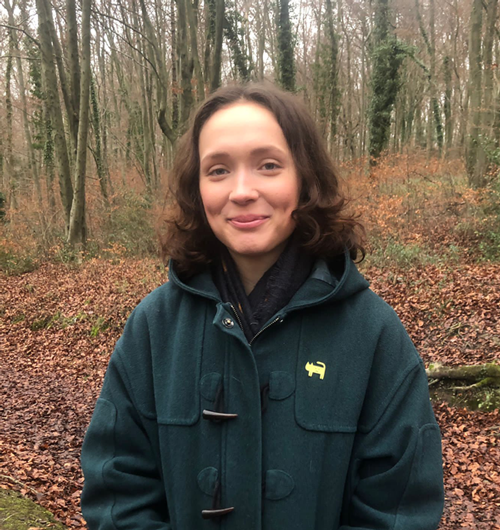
200,146,287,164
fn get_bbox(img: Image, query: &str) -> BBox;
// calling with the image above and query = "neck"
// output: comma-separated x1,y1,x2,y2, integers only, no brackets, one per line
229,244,286,295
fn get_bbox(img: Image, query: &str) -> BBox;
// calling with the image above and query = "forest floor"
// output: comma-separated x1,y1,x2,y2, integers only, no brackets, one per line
0,257,499,529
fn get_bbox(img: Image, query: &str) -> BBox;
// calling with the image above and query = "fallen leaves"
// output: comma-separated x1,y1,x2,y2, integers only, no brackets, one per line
365,262,500,367
0,259,166,527
436,404,500,529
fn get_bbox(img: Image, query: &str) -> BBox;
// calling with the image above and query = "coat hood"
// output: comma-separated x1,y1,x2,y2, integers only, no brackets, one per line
169,250,370,316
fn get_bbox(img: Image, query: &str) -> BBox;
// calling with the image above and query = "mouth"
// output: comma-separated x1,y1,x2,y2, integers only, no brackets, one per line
228,215,269,229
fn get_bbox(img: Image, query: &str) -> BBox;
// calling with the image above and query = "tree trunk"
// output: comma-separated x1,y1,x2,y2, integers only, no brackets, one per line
266,2,278,75
45,6,76,153
494,36,500,145
43,109,57,213
147,70,159,190
368,0,405,164
443,56,453,153
210,0,224,92
482,0,498,137
256,1,265,80
66,0,80,154
426,363,500,386
466,0,484,187
67,0,92,247
138,0,176,145
337,0,352,155
471,0,498,182
5,0,43,206
224,6,251,82
140,53,153,192
5,33,15,209
186,0,205,101
95,23,112,197
36,0,73,229
172,0,179,130
176,0,195,128
277,0,296,92
415,0,443,156
360,16,368,158
90,77,109,204
312,2,326,135
243,0,254,77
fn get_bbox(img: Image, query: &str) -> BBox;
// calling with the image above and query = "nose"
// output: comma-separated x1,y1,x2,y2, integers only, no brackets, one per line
228,170,259,204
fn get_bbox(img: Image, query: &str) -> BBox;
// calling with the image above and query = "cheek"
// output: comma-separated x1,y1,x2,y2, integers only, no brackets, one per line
272,189,300,213
273,177,300,212
199,185,224,220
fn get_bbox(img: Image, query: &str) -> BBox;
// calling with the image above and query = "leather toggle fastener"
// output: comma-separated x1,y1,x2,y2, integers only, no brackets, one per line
202,410,238,421
201,507,235,519
202,479,234,519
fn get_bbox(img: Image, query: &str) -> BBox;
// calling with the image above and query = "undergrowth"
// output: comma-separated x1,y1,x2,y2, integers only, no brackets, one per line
343,154,500,268
0,184,162,275
1,154,499,275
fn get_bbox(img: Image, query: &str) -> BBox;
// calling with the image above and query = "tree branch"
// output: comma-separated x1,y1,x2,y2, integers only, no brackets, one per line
0,24,40,47
90,6,156,49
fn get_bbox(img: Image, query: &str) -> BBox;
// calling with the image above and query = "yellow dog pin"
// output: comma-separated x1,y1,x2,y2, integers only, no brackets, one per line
305,361,326,380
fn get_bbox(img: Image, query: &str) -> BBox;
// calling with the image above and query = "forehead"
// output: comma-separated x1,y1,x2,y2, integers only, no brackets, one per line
198,102,289,155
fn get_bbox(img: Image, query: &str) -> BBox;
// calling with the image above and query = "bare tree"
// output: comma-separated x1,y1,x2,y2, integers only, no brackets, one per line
67,0,92,246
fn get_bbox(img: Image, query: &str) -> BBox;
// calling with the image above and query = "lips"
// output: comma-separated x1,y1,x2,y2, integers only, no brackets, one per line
230,215,268,222
228,214,269,229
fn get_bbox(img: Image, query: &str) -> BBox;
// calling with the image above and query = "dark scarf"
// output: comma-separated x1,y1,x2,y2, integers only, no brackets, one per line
212,236,313,342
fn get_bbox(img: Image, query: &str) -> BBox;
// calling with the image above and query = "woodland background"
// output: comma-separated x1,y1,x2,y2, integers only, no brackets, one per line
0,0,500,528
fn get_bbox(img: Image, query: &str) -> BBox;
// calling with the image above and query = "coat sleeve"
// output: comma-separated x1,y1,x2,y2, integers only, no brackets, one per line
339,326,445,530
80,309,171,530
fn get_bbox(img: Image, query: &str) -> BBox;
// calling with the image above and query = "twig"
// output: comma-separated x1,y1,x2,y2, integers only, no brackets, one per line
0,474,39,494
451,383,478,391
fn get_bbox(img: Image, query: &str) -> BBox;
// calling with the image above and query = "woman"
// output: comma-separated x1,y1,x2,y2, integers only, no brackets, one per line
81,83,444,529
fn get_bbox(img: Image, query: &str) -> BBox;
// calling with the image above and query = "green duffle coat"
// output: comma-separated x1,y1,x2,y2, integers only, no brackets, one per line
80,254,444,529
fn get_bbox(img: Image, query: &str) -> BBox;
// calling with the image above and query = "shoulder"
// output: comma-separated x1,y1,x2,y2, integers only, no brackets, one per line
114,277,206,360
332,280,421,362
359,287,417,340
107,279,209,417
134,278,182,315
350,285,423,371
348,289,427,430
124,277,196,328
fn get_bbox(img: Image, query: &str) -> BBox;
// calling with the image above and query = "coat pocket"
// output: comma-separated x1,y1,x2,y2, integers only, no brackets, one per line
294,319,371,433
294,374,361,433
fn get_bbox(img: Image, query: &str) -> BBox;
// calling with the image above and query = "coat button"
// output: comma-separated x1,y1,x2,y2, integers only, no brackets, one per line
222,318,234,329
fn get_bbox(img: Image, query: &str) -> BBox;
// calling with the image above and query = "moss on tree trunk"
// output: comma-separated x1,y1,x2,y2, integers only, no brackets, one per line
427,363,500,411
426,363,500,383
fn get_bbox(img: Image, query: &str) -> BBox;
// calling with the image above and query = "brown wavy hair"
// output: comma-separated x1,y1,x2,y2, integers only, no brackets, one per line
159,82,365,277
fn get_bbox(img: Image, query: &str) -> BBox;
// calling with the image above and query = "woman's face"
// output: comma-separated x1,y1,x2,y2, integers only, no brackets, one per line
199,102,300,264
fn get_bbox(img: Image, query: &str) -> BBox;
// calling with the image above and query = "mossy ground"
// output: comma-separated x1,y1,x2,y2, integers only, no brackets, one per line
0,490,66,530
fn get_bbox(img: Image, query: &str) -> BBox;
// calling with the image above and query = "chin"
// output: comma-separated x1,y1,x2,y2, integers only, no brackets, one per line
230,246,270,257
228,240,284,260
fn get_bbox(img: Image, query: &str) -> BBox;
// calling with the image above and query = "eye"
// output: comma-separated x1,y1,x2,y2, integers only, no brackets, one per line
261,162,281,171
208,167,228,177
